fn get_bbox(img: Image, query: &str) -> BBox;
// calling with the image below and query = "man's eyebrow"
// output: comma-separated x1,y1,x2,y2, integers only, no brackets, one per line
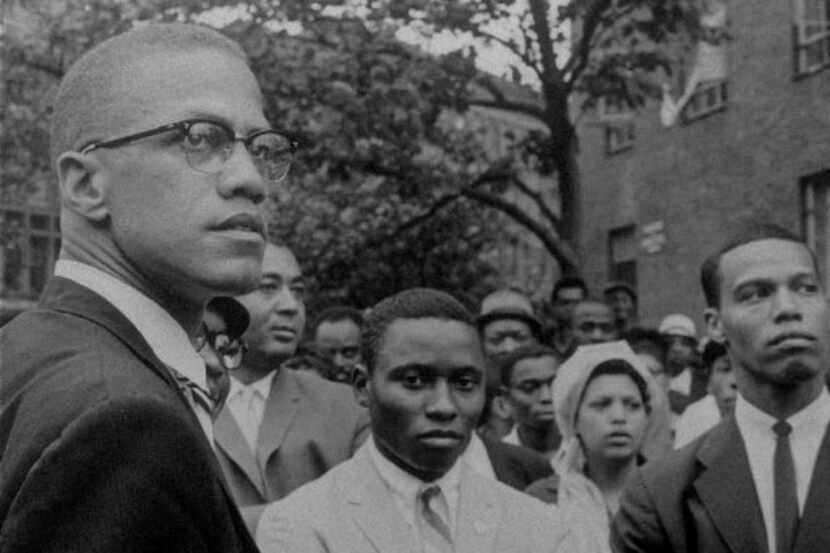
260,272,284,281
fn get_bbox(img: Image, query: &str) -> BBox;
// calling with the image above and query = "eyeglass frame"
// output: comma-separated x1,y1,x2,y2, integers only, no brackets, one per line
195,324,248,370
79,118,299,181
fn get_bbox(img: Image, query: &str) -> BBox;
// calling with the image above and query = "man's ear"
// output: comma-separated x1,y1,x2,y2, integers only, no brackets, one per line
493,392,514,421
56,151,110,223
352,363,370,408
704,307,726,345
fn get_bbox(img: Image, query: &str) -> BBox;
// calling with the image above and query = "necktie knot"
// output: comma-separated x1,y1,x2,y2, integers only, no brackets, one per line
420,485,442,505
773,420,793,438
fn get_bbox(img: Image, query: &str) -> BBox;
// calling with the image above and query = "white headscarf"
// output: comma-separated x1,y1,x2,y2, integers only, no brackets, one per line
550,341,659,553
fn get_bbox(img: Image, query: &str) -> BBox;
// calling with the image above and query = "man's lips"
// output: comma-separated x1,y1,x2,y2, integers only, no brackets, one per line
211,213,265,238
418,430,464,442
767,332,816,348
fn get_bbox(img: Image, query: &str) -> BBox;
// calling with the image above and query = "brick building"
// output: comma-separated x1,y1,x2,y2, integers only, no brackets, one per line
576,0,830,328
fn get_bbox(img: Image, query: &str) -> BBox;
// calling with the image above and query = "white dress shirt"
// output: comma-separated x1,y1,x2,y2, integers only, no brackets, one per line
54,260,213,441
502,425,520,446
735,387,830,553
674,394,721,448
462,432,496,480
226,371,276,452
669,367,692,396
368,436,461,549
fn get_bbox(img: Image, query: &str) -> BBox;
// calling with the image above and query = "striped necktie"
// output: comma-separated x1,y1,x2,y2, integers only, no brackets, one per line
418,485,453,553
169,367,215,416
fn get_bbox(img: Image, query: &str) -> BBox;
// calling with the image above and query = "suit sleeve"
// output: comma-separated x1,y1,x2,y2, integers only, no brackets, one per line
610,468,671,553
1,396,229,553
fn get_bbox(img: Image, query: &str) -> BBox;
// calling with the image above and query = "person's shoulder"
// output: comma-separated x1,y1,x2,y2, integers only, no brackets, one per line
524,472,560,504
289,370,362,411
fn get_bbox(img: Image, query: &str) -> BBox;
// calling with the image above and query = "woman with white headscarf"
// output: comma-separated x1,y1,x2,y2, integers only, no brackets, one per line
525,341,657,553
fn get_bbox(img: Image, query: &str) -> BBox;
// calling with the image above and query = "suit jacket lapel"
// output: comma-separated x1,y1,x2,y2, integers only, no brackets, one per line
338,446,421,553
455,468,499,553
794,421,830,553
214,407,266,496
693,417,768,553
256,368,299,470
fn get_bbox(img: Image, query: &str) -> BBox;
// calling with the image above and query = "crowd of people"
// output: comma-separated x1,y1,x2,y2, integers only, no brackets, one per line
1,22,829,553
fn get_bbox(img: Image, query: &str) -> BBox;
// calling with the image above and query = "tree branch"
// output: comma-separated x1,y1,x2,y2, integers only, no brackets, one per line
470,76,546,119
476,29,537,72
509,175,561,230
562,0,613,88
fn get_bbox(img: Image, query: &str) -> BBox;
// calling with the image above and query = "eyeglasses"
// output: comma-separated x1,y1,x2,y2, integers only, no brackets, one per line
80,119,298,183
195,324,247,370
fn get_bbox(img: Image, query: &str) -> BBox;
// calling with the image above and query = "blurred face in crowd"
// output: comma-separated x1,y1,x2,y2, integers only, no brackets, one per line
665,335,697,374
708,354,737,417
236,244,306,372
571,301,616,345
314,318,362,381
361,318,486,481
552,286,586,326
506,355,558,430
482,318,537,358
576,373,648,463
68,48,270,307
606,289,636,325
706,238,830,401
638,352,669,392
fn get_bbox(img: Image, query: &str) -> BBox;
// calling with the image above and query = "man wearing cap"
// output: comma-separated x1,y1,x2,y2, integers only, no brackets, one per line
659,313,707,415
604,281,638,334
547,277,589,357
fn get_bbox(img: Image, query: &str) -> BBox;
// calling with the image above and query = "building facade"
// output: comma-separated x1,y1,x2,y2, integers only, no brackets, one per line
577,0,830,328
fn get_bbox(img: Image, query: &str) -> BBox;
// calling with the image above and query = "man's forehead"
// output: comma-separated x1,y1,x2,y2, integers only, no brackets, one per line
720,238,816,285
262,245,301,278
574,302,612,318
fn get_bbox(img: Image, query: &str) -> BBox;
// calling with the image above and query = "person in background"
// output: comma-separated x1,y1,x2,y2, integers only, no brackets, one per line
612,223,830,553
572,299,618,348
659,313,708,415
673,340,736,448
0,23,277,553
200,296,251,416
255,288,576,553
548,277,589,357
603,282,638,335
310,305,364,384
501,345,563,459
526,342,656,553
214,242,369,534
476,288,542,441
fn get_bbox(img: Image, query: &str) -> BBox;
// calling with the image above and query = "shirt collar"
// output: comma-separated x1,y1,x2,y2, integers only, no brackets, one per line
54,259,206,389
368,435,463,503
229,370,276,401
736,386,830,436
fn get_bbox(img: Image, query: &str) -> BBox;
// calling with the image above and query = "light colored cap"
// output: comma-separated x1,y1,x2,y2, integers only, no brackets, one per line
477,289,541,336
658,313,697,338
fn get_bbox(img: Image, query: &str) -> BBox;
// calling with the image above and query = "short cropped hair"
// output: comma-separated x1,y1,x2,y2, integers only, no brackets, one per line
362,288,477,374
700,223,817,307
551,276,588,304
498,344,561,388
50,23,247,164
622,327,667,366
311,306,364,336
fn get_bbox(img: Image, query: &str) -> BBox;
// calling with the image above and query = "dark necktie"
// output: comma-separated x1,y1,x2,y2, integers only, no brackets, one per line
169,366,215,415
773,420,798,553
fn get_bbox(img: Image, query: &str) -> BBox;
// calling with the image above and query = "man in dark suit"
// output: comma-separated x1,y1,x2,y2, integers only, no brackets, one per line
464,431,554,491
0,23,284,552
213,242,369,534
612,223,830,553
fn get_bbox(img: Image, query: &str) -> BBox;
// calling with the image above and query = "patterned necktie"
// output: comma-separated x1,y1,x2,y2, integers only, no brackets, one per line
773,420,798,553
170,368,215,415
418,485,453,553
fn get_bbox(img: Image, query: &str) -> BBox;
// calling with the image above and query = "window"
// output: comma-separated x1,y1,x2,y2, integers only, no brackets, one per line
1,208,61,300
802,170,830,289
608,225,638,290
681,79,728,123
598,96,635,155
793,0,830,76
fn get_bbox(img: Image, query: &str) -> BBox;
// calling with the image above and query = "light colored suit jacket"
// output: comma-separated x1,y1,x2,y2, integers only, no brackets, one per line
256,442,575,553
214,368,370,532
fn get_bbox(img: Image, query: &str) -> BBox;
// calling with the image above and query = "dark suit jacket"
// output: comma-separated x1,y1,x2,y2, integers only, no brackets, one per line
480,436,554,491
0,277,257,553
611,416,830,553
214,367,370,532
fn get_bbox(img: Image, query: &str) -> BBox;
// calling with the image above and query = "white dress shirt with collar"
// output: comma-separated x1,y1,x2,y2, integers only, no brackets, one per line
735,387,830,553
54,259,213,441
462,432,496,480
674,394,721,448
226,370,276,452
368,436,462,549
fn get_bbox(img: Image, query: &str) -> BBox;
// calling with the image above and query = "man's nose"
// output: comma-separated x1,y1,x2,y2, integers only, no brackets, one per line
219,142,267,204
425,380,458,420
538,381,553,403
772,287,802,322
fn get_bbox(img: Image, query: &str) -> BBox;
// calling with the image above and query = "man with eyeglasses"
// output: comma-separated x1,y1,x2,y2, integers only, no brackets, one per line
0,23,283,552
214,243,370,535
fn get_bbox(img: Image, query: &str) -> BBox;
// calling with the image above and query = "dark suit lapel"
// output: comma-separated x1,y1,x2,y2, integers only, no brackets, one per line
214,407,266,496
794,421,830,553
480,436,510,483
693,417,768,553
338,446,421,553
256,368,299,470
